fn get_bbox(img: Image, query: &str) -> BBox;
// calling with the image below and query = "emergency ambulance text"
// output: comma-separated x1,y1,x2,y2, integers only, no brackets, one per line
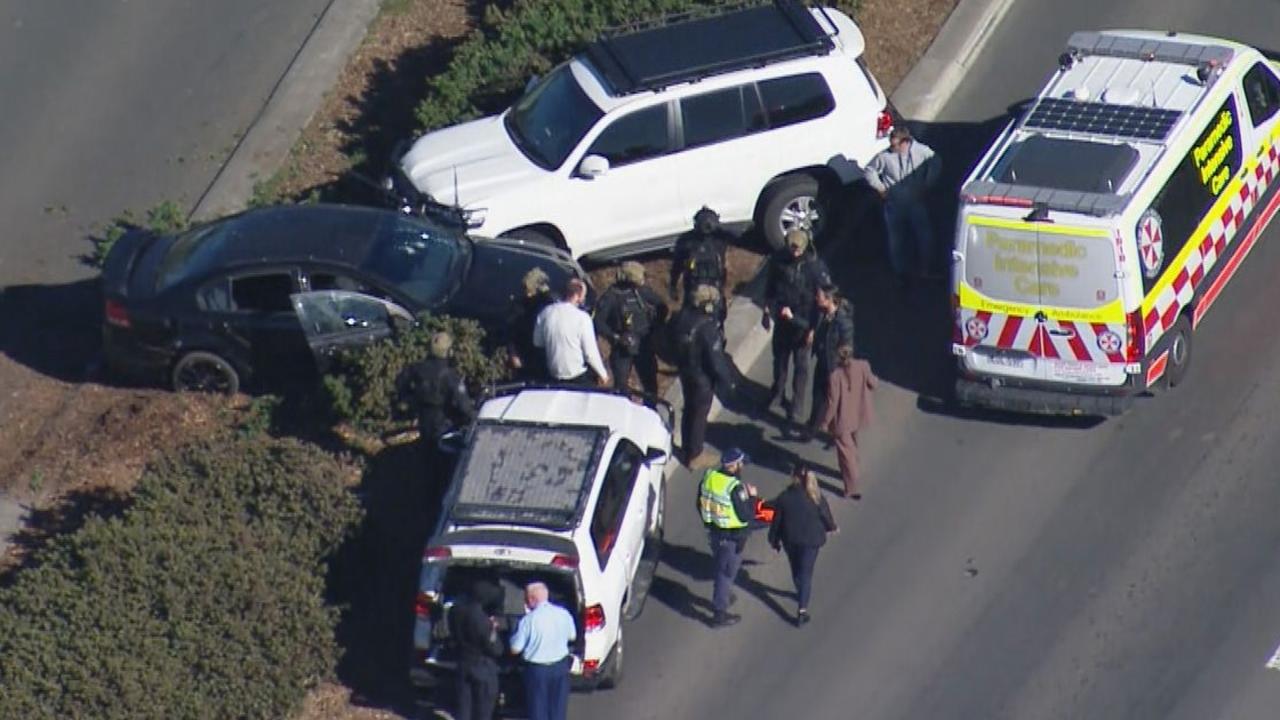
988,236,1088,300
1193,109,1236,196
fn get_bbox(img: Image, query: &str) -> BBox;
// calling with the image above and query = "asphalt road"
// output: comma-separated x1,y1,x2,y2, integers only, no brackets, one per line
574,2,1280,718
0,0,333,287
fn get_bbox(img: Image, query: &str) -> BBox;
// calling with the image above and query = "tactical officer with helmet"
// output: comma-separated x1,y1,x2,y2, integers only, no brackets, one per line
594,261,668,397
697,447,758,628
506,268,555,381
670,206,730,318
395,331,476,460
762,228,832,426
671,284,737,470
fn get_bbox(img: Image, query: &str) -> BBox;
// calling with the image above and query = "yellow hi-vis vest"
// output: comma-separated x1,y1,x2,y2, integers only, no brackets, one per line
699,469,748,529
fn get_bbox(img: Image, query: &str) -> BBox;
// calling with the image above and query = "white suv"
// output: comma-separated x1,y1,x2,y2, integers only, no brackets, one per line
410,386,671,704
389,0,892,259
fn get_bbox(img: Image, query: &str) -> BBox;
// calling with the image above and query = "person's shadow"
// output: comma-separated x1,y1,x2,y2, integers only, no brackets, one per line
657,541,795,625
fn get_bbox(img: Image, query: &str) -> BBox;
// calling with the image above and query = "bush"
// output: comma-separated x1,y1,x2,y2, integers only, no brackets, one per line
0,435,363,720
415,0,862,131
87,200,189,269
322,313,509,432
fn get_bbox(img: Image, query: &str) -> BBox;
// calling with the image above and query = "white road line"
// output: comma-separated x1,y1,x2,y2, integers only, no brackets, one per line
1265,641,1280,671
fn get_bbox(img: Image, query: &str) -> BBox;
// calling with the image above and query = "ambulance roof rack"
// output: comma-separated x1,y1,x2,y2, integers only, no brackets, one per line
1064,31,1235,68
584,0,835,96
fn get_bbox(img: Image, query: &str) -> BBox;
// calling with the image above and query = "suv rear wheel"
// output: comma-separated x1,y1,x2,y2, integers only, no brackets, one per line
758,174,826,251
172,351,240,395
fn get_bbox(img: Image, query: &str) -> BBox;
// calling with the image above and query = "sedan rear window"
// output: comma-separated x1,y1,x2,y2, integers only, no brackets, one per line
156,225,222,292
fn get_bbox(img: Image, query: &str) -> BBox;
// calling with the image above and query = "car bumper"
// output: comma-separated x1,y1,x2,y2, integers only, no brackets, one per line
955,376,1137,417
103,327,172,384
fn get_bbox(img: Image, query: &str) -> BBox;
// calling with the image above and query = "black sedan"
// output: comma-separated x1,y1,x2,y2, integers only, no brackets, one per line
101,204,588,394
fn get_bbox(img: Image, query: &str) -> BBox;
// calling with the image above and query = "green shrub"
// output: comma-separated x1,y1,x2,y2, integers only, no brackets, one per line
415,0,862,132
87,200,189,269
322,313,509,432
0,435,362,720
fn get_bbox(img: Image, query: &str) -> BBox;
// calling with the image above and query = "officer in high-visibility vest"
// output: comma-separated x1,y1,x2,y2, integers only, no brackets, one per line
697,446,758,628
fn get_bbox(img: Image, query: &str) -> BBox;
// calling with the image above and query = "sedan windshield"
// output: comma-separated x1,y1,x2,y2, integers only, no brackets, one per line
362,217,467,308
504,63,603,170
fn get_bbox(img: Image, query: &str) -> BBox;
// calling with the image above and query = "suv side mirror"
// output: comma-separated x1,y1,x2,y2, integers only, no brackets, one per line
644,446,667,465
577,154,610,179
438,429,467,456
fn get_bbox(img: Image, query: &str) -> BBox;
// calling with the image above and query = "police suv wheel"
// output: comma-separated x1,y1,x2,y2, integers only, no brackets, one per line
172,351,240,395
1165,316,1192,389
759,175,825,251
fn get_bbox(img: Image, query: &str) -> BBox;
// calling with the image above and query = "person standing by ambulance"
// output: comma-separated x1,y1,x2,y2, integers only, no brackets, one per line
863,126,942,284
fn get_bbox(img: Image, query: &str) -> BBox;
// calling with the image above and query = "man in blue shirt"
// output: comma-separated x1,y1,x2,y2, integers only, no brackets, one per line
509,582,576,720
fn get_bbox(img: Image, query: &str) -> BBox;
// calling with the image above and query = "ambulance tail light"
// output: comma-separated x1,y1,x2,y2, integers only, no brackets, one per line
1125,312,1144,363
584,604,606,633
876,108,893,139
962,194,1034,208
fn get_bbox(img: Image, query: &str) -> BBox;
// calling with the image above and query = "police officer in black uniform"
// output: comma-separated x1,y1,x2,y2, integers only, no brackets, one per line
506,267,555,381
594,261,668,397
671,206,730,322
762,229,832,426
672,285,737,470
448,580,505,720
396,331,476,460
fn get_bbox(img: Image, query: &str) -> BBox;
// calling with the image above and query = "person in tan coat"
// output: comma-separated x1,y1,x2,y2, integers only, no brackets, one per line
819,345,877,500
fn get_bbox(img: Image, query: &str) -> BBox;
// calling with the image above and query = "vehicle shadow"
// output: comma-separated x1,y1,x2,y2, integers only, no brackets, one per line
328,439,453,716
656,541,793,626
0,278,104,384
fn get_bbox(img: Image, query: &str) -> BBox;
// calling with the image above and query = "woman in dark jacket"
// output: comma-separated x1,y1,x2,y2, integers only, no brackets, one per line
768,464,838,625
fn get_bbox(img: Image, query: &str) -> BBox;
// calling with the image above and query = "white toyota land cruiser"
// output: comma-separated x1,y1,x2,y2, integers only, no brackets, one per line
388,0,892,259
409,386,671,708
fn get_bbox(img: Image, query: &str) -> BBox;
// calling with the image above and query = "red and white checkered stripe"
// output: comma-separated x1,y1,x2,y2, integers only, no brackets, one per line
1141,140,1280,346
958,310,1126,363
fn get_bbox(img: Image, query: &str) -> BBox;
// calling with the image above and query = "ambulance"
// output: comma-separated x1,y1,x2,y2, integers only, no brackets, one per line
952,30,1280,415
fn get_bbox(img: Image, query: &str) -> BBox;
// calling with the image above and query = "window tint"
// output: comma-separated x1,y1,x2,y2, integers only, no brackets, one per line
1146,95,1243,290
586,105,671,167
589,439,643,567
198,279,232,312
680,86,766,149
230,273,295,312
1243,62,1280,126
307,272,368,293
759,73,835,129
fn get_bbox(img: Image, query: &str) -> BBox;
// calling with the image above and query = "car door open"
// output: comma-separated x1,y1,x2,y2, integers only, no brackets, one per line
291,290,414,373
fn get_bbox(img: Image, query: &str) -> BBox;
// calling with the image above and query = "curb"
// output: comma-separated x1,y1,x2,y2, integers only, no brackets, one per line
666,0,1018,467
889,0,1019,123
189,0,383,222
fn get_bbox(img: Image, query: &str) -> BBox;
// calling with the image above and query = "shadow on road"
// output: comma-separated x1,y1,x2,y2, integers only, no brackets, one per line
0,278,103,384
657,541,794,626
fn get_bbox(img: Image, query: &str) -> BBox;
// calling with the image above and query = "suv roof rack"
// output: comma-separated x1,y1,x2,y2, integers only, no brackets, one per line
584,0,835,96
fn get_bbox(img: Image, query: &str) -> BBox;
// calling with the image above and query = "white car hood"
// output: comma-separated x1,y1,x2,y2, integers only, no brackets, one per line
398,114,544,207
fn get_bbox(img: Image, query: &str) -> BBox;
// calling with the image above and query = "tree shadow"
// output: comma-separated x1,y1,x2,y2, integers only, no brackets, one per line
0,486,131,587
0,278,104,384
328,439,454,716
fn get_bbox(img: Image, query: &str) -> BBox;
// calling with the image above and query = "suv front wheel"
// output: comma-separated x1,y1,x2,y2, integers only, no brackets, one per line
758,175,826,251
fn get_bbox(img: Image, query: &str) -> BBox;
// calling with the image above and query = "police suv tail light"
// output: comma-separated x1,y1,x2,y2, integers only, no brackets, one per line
876,107,893,139
423,546,451,561
413,590,438,619
550,554,579,569
584,604,606,632
1125,313,1144,363
104,299,131,329
583,659,600,677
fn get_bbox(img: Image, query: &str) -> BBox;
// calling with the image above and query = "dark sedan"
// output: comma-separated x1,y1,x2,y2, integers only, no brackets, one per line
101,204,588,394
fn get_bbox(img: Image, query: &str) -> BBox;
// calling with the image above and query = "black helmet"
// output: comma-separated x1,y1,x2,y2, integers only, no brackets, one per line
693,206,720,235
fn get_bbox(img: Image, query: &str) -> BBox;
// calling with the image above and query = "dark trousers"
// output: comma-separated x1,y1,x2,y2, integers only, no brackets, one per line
807,362,831,430
522,657,570,720
454,660,499,720
609,346,658,397
771,328,811,422
559,369,597,387
709,532,745,615
680,379,714,461
784,544,820,611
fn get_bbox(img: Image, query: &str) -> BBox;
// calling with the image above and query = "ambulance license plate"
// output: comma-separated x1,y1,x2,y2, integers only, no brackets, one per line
984,352,1033,370
1046,360,1107,384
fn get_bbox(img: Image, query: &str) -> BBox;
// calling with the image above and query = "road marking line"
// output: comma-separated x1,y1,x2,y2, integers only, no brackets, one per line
1265,642,1280,671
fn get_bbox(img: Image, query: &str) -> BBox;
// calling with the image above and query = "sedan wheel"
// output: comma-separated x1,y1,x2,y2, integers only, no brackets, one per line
172,351,240,395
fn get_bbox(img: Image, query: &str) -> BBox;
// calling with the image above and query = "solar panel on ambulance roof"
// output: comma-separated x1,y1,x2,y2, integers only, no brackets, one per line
1024,98,1182,141
450,422,608,528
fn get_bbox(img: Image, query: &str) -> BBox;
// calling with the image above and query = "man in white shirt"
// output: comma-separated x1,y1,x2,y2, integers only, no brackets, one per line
533,278,609,387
